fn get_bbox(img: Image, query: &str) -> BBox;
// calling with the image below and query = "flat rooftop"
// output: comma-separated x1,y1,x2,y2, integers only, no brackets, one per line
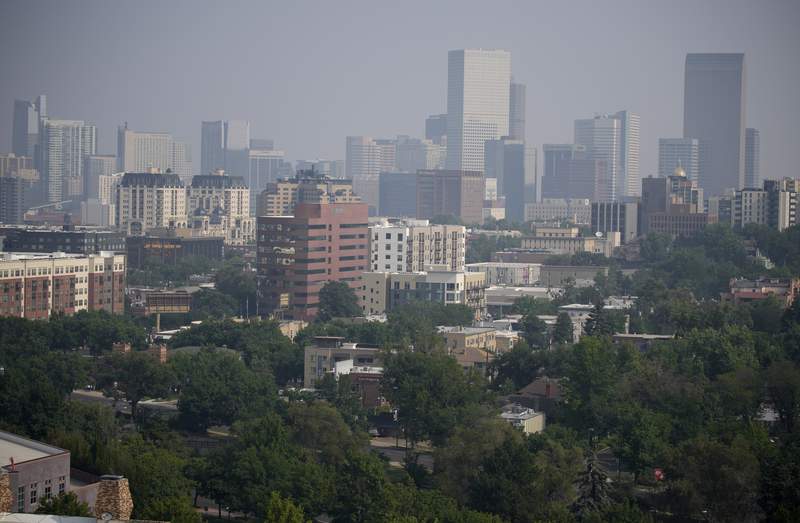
437,326,496,335
0,430,67,467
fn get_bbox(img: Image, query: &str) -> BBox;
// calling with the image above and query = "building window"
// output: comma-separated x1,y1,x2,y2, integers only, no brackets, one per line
44,486,52,500
17,487,25,511
59,476,66,494
30,483,38,505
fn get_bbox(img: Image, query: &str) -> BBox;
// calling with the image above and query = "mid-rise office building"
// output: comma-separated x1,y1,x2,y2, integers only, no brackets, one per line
445,49,511,172
396,136,446,172
295,159,345,178
378,172,418,217
524,198,591,224
731,178,798,231
640,165,710,236
12,95,46,158
509,82,526,141
520,226,620,257
258,172,359,217
115,171,187,235
745,128,760,189
0,251,125,319
416,169,485,225
257,201,369,321
368,218,466,273
683,53,746,196
346,136,397,213
125,234,224,269
361,269,487,319
540,144,606,201
116,126,192,181
466,262,541,286
590,201,639,243
248,147,291,215
484,139,538,222
658,138,700,182
40,119,97,203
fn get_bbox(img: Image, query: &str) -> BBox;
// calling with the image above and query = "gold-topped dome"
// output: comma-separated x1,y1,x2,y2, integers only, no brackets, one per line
673,161,686,177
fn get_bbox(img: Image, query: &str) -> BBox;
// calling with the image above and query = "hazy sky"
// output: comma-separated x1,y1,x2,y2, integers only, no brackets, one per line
1,0,798,178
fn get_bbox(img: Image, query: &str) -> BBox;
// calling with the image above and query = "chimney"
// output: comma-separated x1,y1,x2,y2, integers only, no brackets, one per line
0,470,13,513
94,475,133,521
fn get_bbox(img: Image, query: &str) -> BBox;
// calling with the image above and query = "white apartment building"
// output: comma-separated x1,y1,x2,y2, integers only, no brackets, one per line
40,119,97,203
115,171,187,235
446,49,511,172
368,218,466,273
466,262,541,286
187,171,254,245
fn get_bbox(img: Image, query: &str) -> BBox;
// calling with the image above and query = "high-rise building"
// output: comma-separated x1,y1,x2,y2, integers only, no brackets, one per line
0,154,38,224
732,178,798,231
591,202,639,244
658,138,700,182
425,114,447,145
346,136,389,213
484,139,538,222
416,169,486,225
256,201,369,320
12,95,46,158
40,119,97,204
445,49,511,172
295,159,345,178
574,111,639,201
117,126,192,181
640,165,710,236
115,171,187,235
201,120,251,177
509,82,526,141
396,136,446,172
83,155,117,200
745,128,760,189
683,53,746,196
248,148,290,215
541,144,607,201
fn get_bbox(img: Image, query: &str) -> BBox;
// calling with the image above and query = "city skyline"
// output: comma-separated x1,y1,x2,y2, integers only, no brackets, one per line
0,0,797,181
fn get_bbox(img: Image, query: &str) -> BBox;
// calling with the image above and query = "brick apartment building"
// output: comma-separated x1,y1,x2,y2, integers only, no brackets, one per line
0,251,125,319
257,201,369,320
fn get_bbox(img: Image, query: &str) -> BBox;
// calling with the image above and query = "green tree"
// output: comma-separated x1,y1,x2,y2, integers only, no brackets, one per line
553,312,574,344
101,351,173,418
571,452,613,519
563,336,619,433
264,491,308,523
318,281,362,321
765,361,800,433
610,404,670,481
35,492,92,517
519,313,549,348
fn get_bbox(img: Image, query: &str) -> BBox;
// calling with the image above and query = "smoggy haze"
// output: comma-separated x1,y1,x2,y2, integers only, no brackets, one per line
0,0,798,178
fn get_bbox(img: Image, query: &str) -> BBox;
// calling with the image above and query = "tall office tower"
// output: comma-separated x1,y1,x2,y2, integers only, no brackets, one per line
540,144,610,201
425,114,447,145
346,136,382,213
658,138,700,181
201,120,251,177
117,126,192,180
379,172,419,217
256,201,369,320
12,95,46,158
115,171,187,235
396,136,446,172
614,110,640,197
484,139,538,222
83,155,117,199
40,119,97,204
445,49,511,172
574,111,640,201
248,148,289,215
416,169,486,225
745,128,760,188
683,53,746,196
250,138,274,150
509,82,526,141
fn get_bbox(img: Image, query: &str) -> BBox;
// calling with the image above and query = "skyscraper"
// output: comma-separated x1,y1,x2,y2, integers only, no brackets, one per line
683,53,746,196
346,136,395,213
574,111,639,201
12,95,46,158
201,120,251,177
425,114,447,145
117,126,192,181
40,119,97,203
509,82,526,141
445,49,511,172
83,155,117,199
745,128,760,189
484,139,538,222
658,138,700,182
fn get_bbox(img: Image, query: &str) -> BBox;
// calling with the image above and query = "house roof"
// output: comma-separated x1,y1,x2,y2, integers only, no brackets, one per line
0,430,67,469
516,376,562,401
